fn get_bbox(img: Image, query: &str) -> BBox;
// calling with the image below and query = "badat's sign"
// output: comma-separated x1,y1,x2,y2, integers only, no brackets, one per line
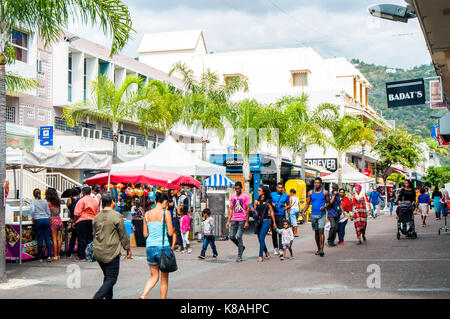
386,78,425,108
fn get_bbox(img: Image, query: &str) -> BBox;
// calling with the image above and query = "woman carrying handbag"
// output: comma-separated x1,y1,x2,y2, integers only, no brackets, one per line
139,192,177,299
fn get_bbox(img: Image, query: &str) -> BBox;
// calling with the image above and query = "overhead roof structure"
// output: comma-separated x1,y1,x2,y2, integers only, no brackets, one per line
138,30,207,53
408,0,450,110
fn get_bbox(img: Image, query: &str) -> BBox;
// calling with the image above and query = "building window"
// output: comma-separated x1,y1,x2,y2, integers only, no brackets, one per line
10,29,28,63
68,54,72,102
6,106,15,123
102,127,113,140
291,70,309,87
83,59,87,101
37,113,45,121
27,110,35,119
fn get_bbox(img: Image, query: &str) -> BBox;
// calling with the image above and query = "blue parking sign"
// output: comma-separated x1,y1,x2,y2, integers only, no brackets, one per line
39,126,53,146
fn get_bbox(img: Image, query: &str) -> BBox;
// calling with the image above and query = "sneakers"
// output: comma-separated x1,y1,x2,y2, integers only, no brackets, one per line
338,241,344,245
280,256,285,261
235,256,243,262
187,249,192,254
212,254,217,258
328,243,337,247
198,255,205,259
181,250,187,254
274,248,279,256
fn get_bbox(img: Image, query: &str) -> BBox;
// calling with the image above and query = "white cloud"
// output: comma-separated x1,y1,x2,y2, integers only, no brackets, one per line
68,2,431,69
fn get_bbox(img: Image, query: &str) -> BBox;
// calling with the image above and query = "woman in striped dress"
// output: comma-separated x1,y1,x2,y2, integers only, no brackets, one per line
351,184,369,245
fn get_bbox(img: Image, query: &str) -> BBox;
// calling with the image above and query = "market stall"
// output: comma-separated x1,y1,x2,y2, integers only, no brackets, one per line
202,173,236,239
6,147,112,263
85,169,201,188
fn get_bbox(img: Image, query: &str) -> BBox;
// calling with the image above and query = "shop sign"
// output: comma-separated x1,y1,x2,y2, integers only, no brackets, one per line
225,159,244,167
39,126,53,146
305,158,337,172
386,78,425,108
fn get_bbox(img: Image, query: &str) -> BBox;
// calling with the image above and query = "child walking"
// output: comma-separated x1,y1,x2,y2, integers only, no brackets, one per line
180,207,192,254
275,220,294,260
198,208,218,259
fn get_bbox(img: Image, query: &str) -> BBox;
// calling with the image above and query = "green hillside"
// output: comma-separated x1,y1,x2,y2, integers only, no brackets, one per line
351,59,443,139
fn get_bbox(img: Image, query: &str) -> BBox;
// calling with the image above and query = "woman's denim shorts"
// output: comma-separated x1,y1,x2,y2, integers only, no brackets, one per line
146,246,173,265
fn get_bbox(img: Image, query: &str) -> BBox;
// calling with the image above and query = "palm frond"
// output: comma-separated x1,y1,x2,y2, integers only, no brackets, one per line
6,72,39,93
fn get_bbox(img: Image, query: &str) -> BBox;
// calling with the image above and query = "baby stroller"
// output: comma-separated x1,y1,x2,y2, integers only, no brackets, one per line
396,201,417,239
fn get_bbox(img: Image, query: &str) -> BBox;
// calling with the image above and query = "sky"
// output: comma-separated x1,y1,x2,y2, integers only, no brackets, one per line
69,0,432,69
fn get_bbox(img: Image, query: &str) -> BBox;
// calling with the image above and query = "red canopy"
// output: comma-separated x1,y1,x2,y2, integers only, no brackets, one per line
85,170,201,188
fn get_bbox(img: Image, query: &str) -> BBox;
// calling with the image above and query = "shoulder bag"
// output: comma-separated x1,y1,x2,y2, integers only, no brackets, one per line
159,210,178,273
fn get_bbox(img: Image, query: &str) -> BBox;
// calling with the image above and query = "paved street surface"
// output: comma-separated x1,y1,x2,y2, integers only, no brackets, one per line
2,212,450,299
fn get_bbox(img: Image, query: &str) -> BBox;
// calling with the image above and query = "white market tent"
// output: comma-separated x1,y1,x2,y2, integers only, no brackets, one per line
112,135,226,176
6,147,111,264
321,163,375,184
6,147,112,171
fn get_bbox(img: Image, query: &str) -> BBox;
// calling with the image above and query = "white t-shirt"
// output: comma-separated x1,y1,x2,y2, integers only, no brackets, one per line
290,196,299,210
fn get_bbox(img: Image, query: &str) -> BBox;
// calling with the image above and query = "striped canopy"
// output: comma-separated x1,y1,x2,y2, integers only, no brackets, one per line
203,173,236,187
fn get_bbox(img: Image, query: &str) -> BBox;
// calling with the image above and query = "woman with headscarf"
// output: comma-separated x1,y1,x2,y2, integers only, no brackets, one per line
351,184,370,245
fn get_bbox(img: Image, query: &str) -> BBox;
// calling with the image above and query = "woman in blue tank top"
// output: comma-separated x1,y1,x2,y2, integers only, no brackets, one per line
139,192,175,299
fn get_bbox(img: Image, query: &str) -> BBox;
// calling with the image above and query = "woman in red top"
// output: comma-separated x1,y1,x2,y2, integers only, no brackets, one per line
352,184,370,245
338,189,352,245
46,189,63,261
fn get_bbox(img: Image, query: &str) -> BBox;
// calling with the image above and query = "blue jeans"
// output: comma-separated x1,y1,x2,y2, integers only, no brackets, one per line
35,218,52,259
338,220,347,243
389,201,395,215
256,219,271,257
200,235,218,256
372,203,379,217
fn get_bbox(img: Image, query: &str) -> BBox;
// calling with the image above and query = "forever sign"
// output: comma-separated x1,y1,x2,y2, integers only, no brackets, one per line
386,78,425,108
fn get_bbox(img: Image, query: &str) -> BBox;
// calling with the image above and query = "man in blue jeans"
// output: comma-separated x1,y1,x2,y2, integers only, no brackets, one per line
301,177,330,257
327,184,343,247
369,187,384,218
270,182,291,255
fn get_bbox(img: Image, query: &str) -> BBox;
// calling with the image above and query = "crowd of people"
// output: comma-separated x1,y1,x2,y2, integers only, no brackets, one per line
29,178,449,299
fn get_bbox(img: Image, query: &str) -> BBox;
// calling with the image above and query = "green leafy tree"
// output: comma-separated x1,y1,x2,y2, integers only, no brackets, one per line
423,166,450,188
374,129,423,206
326,114,375,186
424,137,449,157
0,0,134,283
387,172,405,186
169,62,248,160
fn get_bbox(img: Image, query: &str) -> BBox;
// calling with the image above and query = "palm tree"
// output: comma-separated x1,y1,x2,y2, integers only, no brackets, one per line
169,62,248,161
224,99,264,192
269,95,338,182
6,72,38,93
0,0,133,283
63,75,170,163
326,114,375,186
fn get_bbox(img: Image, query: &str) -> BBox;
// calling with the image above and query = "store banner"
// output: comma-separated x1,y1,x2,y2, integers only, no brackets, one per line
386,78,425,108
305,158,337,172
431,123,439,141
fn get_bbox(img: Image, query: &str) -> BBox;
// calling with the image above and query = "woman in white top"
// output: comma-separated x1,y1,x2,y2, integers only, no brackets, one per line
289,189,300,237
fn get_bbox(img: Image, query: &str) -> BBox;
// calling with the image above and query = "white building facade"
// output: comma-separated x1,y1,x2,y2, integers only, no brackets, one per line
138,30,392,178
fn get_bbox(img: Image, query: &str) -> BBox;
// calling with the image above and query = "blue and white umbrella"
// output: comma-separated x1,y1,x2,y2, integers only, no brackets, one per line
203,173,236,187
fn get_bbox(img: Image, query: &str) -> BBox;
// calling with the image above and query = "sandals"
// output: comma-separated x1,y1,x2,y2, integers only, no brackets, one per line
47,257,52,262
257,257,264,262
138,295,146,299
264,252,270,260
